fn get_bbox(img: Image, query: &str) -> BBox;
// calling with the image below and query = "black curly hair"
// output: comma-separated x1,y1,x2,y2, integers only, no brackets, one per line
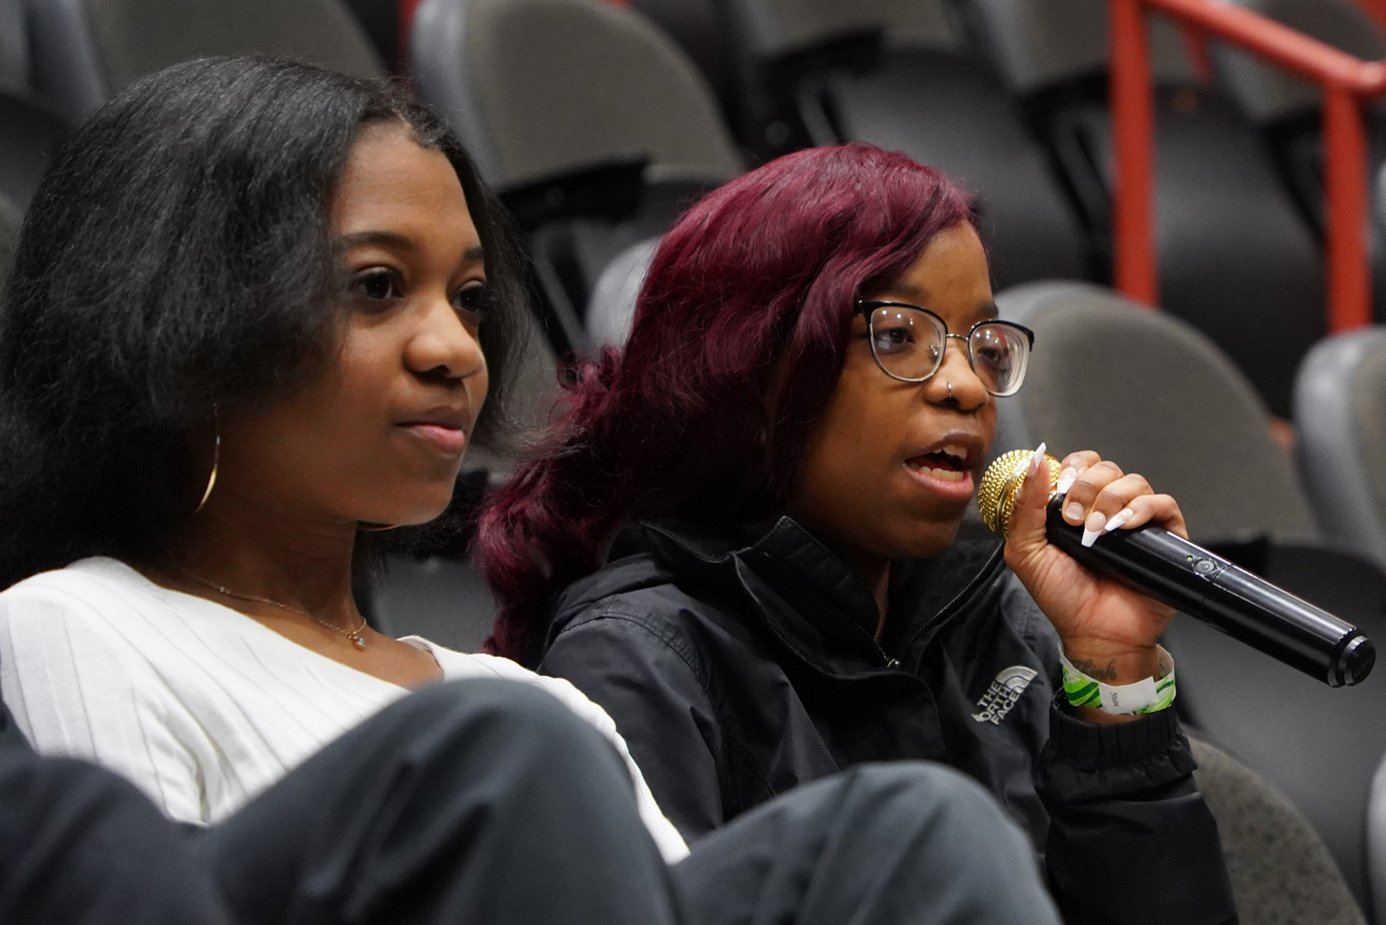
0,55,529,589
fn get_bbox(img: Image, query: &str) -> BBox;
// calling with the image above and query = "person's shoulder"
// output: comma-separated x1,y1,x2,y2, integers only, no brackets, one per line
1,557,157,624
554,556,742,641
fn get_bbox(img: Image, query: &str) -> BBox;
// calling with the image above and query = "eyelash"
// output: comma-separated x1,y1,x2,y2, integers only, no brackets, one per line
347,267,490,324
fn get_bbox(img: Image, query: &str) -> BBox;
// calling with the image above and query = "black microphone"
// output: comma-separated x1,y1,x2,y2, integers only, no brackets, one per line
977,450,1375,687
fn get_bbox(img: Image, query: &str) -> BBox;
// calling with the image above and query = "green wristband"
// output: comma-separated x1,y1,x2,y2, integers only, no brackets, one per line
1060,646,1176,715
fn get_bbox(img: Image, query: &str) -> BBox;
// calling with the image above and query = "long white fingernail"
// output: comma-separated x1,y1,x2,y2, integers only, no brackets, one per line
1081,511,1106,547
1028,441,1046,476
1103,508,1135,533
1056,467,1076,496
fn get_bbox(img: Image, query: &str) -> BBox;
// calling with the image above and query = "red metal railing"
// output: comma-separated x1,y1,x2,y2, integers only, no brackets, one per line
1110,0,1386,330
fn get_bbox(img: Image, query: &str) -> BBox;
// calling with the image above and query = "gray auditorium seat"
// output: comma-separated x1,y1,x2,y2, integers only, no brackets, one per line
0,0,27,94
1370,754,1386,924
411,0,741,351
994,286,1386,907
368,554,498,653
24,0,384,122
994,280,1319,544
721,0,1094,289
0,191,20,290
0,92,65,210
1209,0,1385,139
1207,0,1386,318
1191,736,1368,924
994,287,1386,907
411,0,741,190
586,236,660,348
1293,327,1386,569
1167,545,1386,913
959,0,1326,416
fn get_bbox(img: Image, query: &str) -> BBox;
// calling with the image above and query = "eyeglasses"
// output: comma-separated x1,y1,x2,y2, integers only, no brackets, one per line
856,299,1035,397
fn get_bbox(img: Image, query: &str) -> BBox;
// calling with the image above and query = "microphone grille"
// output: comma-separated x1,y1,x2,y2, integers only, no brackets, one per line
977,450,1061,539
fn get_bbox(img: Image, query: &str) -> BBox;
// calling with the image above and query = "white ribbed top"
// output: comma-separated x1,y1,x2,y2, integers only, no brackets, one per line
0,558,687,862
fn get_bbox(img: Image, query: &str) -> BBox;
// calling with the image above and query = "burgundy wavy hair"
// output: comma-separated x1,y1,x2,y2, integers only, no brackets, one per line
477,144,977,664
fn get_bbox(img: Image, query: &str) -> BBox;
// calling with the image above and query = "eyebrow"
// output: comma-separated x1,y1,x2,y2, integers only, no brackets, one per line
337,231,485,264
873,290,1001,322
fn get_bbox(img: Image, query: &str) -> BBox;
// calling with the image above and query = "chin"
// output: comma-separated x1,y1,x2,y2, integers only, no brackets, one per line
891,520,963,560
360,493,456,531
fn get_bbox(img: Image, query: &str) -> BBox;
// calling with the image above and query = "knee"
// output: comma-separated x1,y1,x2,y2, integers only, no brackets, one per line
830,762,1020,838
0,751,171,841
374,678,619,774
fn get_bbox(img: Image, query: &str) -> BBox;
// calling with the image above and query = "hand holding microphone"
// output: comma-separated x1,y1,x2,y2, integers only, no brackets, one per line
978,447,1374,688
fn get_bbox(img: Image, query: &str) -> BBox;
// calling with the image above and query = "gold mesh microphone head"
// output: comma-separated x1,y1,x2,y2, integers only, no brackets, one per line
976,450,1062,539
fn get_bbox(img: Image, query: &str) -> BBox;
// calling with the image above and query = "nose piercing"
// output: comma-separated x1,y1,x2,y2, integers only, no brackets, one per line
946,380,954,400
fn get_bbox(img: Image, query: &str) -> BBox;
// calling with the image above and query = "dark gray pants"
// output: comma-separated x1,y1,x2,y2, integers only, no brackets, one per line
0,679,1060,924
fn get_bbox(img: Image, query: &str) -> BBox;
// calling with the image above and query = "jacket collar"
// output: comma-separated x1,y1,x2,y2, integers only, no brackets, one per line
634,517,1004,675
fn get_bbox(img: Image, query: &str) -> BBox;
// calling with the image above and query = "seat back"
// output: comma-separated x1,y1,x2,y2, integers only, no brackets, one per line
586,236,661,348
1209,0,1386,129
368,554,498,653
723,0,1095,288
1167,542,1386,909
956,0,1195,96
0,92,68,210
1190,735,1368,924
1293,327,1386,569
0,0,27,94
960,1,1326,416
24,0,383,122
627,0,736,104
0,190,20,291
1369,754,1386,925
729,0,965,58
994,281,1319,543
410,0,742,190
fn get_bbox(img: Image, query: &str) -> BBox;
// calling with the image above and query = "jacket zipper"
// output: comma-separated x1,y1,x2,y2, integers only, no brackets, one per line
895,544,1008,667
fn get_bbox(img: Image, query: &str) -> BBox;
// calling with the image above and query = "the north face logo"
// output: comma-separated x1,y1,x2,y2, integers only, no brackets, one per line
971,666,1038,724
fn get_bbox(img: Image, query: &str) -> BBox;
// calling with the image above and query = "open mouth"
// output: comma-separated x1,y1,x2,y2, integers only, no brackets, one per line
905,444,972,483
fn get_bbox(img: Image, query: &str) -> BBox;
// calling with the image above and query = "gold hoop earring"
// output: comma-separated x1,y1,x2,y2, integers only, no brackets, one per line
192,407,220,515
359,523,401,533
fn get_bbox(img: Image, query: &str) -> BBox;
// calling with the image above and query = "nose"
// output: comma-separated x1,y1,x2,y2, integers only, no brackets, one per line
926,335,988,409
404,296,486,385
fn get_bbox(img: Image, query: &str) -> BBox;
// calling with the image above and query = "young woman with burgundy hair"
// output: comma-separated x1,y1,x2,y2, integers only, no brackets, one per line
477,144,1237,924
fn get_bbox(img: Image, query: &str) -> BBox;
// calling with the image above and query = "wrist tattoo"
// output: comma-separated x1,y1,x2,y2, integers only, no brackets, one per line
1071,657,1119,681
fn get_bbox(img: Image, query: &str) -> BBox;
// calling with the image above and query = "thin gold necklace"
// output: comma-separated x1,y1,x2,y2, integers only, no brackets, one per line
174,566,368,650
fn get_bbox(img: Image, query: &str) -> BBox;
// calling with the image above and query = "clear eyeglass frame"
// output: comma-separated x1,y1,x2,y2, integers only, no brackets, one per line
855,299,1036,397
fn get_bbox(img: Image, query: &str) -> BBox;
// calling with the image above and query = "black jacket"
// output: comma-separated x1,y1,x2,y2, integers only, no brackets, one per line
540,517,1237,925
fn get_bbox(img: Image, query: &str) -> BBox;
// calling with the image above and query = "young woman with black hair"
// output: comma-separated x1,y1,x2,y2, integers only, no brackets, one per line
0,55,1062,924
477,145,1239,924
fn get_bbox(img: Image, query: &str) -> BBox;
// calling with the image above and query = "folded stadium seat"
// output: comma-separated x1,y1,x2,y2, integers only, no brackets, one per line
1207,0,1386,319
1190,735,1368,925
410,0,743,356
718,0,1094,290
1293,327,1386,569
23,0,385,123
994,280,1386,910
957,0,1326,417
